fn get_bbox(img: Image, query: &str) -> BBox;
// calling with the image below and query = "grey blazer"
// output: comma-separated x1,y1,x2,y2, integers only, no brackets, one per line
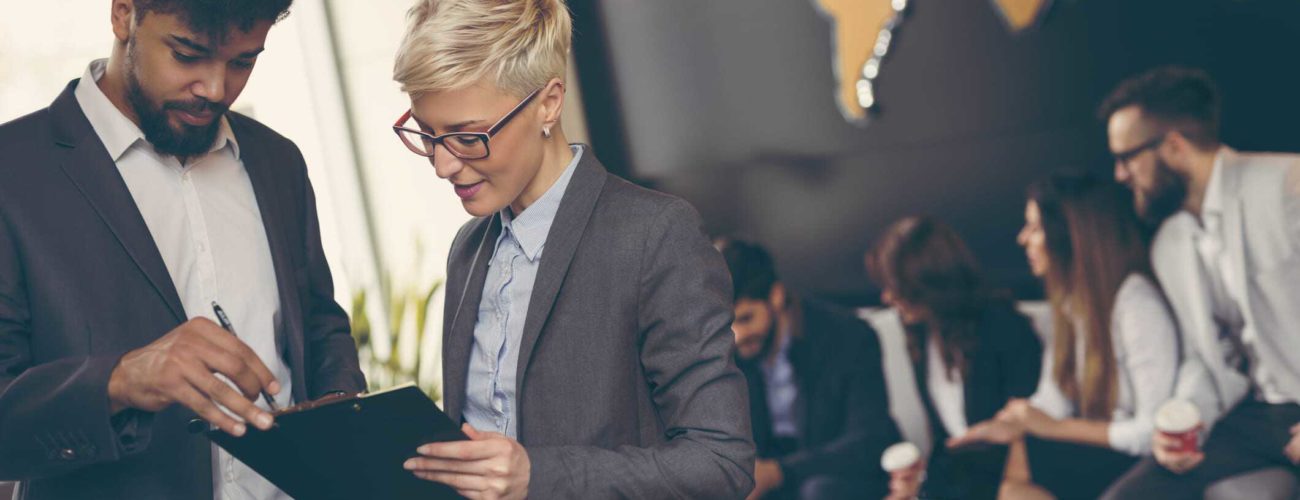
0,81,366,499
441,149,756,498
1151,147,1300,427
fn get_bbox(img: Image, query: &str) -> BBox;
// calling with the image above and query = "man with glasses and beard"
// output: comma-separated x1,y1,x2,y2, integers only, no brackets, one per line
0,1,365,499
716,238,899,500
1099,66,1300,498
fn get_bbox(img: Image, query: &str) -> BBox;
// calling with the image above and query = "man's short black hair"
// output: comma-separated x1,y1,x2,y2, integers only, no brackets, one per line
714,237,778,302
1098,65,1221,148
135,0,293,40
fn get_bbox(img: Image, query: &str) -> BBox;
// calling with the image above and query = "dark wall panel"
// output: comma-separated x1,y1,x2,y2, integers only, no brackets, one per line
573,0,1300,305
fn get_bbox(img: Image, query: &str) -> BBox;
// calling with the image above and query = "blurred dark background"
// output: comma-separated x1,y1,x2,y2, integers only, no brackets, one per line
569,0,1300,306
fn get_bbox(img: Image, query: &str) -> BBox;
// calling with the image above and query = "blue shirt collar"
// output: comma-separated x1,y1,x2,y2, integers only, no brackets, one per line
497,144,584,262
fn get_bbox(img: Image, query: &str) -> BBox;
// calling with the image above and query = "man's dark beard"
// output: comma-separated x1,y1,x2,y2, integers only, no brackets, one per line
737,310,780,364
124,42,227,159
1136,156,1189,227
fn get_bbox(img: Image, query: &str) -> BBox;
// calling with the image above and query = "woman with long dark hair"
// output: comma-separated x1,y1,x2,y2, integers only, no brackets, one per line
952,172,1179,499
870,216,1043,500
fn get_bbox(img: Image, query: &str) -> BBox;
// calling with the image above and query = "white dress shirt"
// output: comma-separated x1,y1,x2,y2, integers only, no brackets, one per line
75,59,292,500
1028,274,1179,455
927,339,968,438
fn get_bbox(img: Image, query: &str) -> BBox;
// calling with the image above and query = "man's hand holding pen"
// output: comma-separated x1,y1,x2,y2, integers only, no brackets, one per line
107,317,281,437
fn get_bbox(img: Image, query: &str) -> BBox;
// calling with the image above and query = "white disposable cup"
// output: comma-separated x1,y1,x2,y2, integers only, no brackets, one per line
1155,399,1202,454
881,442,922,473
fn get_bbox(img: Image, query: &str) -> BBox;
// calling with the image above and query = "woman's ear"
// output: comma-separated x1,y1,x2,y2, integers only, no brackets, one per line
538,77,566,132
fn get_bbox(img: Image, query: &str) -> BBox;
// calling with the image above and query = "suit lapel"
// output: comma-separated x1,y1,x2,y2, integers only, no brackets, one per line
49,80,186,323
514,152,607,400
227,115,306,401
443,215,500,421
1158,215,1221,370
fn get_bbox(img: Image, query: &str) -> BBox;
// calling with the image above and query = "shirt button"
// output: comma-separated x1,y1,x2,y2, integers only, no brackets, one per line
58,448,77,461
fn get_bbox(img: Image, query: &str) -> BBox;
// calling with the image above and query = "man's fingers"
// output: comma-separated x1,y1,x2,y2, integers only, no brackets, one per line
1152,432,1180,450
185,364,273,431
191,318,281,395
192,339,265,401
172,384,245,436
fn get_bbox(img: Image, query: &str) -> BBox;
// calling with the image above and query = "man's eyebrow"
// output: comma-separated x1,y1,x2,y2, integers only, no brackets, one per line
170,35,212,54
237,47,266,58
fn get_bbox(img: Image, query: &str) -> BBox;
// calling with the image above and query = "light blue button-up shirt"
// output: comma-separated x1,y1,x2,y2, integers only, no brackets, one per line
463,145,583,439
762,324,799,438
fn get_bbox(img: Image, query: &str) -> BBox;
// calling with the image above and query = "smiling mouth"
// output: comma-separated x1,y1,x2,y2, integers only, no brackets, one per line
453,181,484,200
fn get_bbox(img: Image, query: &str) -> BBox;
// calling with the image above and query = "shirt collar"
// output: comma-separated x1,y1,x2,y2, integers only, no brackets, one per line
497,145,584,262
74,59,240,163
1200,146,1229,220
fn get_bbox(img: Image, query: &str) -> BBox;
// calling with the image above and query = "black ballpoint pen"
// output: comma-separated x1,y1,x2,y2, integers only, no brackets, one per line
211,301,280,412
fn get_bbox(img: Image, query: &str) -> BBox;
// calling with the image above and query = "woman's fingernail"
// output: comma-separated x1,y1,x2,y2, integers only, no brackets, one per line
403,459,416,470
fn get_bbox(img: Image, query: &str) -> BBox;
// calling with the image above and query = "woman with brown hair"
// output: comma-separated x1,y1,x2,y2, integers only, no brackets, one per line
870,216,1043,500
952,172,1179,499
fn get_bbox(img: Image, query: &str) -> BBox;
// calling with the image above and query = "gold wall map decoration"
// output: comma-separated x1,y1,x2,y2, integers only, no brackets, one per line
812,0,909,125
991,0,1053,33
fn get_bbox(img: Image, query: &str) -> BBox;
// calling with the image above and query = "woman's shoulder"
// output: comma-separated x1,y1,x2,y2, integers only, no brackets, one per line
1111,273,1176,342
598,173,705,230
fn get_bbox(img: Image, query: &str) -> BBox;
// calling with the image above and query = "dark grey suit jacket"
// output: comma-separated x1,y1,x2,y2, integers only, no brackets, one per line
441,150,756,498
0,81,366,499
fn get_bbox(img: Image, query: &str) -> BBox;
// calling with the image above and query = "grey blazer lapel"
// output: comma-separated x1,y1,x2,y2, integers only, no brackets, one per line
443,214,501,421
48,81,186,324
514,151,607,401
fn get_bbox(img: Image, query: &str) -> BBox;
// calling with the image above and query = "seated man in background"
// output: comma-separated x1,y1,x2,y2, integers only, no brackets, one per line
717,237,900,500
1100,66,1300,498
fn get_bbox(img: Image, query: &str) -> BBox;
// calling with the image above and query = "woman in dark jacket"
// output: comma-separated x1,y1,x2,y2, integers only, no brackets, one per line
869,216,1043,500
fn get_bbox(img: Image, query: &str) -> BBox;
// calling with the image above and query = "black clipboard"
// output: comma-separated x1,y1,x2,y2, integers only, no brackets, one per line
206,383,466,500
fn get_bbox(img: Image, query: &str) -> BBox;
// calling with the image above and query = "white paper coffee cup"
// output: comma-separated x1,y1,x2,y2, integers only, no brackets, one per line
1155,399,1201,453
881,442,922,473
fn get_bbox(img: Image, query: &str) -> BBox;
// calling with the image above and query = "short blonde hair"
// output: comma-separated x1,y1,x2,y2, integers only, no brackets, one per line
393,0,572,98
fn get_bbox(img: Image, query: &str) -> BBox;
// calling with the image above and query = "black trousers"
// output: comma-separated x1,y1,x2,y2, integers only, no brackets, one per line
921,443,1009,499
1025,436,1138,499
1102,401,1300,500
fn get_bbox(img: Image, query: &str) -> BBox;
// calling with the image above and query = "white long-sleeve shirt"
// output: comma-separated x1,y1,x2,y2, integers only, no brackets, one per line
1028,274,1178,456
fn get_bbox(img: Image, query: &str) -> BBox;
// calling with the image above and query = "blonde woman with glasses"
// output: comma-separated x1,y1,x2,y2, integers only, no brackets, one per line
389,1,756,498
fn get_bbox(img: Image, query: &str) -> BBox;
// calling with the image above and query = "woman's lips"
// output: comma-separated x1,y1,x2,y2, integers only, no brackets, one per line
454,181,484,200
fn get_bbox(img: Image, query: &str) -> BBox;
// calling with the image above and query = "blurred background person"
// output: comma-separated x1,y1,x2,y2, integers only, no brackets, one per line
870,216,1042,500
717,237,899,500
1099,65,1300,499
952,172,1178,499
